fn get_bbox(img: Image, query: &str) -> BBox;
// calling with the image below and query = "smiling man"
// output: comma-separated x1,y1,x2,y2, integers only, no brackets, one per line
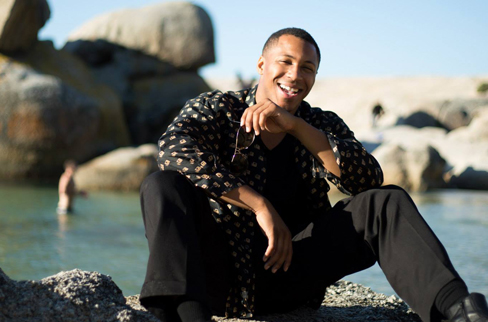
138,28,488,322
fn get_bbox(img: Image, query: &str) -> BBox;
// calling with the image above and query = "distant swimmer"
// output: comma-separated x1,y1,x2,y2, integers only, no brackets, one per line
57,160,87,215
372,102,385,128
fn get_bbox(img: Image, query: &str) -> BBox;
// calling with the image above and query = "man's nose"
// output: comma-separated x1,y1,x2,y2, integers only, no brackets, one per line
287,65,301,80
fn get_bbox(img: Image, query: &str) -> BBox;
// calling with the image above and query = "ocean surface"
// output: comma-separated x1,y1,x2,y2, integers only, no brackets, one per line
1,183,487,300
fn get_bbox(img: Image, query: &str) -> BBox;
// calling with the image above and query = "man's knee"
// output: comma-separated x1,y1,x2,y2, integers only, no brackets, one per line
361,184,411,204
141,170,191,197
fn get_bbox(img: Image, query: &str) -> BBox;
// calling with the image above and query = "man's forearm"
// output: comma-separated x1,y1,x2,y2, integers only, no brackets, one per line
220,184,268,213
288,118,341,178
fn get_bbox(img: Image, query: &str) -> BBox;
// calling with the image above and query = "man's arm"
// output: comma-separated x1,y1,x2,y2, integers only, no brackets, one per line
220,185,292,274
241,98,383,195
288,117,341,177
241,99,340,177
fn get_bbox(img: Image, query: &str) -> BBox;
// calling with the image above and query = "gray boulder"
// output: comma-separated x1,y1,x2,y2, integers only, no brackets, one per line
74,144,159,191
63,39,177,100
0,41,130,181
129,72,211,144
372,142,446,192
0,267,420,322
64,39,211,144
65,1,215,70
0,0,50,53
396,111,445,129
0,267,159,322
446,108,488,143
436,98,488,131
440,109,488,190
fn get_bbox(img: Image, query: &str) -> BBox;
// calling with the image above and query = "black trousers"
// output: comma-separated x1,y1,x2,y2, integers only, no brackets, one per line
139,171,462,322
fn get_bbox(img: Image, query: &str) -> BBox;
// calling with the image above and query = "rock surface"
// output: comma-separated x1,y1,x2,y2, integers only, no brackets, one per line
0,0,50,52
0,1,212,182
0,267,159,322
0,41,130,181
74,144,159,191
0,267,421,322
66,1,215,70
64,41,212,145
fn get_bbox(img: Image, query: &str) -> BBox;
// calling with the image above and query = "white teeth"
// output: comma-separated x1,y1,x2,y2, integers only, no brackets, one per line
280,84,299,93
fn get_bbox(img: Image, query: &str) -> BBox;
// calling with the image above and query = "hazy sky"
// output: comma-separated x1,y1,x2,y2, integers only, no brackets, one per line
39,0,488,80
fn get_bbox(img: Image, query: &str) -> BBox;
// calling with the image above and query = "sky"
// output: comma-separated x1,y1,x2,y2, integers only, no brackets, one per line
38,0,488,80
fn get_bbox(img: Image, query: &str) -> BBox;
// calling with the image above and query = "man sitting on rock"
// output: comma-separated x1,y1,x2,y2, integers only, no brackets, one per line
139,27,488,322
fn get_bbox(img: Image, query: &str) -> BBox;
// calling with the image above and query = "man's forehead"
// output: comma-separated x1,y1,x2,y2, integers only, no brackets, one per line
265,35,319,62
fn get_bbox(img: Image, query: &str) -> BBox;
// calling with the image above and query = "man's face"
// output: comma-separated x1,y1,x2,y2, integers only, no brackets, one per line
256,34,319,112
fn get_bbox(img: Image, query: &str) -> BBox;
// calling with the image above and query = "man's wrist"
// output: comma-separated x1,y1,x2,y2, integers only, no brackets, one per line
287,117,306,137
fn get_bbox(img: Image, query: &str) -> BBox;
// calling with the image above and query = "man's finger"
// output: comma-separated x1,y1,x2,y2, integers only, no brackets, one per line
284,240,293,272
271,236,287,273
263,235,276,262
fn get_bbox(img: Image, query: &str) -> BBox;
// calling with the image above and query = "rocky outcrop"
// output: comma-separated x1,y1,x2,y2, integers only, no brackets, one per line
74,144,158,191
0,267,159,322
359,116,488,191
0,41,130,181
0,1,213,182
65,1,215,70
63,2,213,145
0,0,50,52
0,267,421,322
63,39,211,145
372,142,446,192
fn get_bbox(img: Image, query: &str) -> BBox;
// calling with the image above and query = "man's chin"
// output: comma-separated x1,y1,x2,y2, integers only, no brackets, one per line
278,100,301,113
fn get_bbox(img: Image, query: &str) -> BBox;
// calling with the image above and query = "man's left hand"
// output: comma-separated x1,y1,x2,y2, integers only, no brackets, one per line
240,99,298,135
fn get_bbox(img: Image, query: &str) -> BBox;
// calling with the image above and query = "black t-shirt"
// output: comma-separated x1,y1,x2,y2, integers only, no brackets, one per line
261,134,311,237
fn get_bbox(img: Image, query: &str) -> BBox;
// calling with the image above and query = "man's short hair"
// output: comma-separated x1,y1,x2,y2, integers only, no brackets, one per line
262,27,321,66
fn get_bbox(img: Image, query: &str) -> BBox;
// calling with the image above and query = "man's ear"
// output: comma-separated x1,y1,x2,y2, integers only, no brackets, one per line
256,56,264,75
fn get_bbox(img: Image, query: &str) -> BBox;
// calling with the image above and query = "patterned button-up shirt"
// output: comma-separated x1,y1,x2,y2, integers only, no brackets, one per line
158,85,383,318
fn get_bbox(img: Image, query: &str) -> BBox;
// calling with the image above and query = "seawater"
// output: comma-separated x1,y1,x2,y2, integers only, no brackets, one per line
0,183,487,299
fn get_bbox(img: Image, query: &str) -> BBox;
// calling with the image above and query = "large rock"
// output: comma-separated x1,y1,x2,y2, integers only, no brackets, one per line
65,1,215,70
396,111,445,129
360,126,449,191
0,267,159,322
64,38,212,145
0,267,420,322
446,108,488,143
372,141,446,192
436,98,488,131
129,72,211,144
439,109,488,190
0,41,131,181
360,123,488,191
0,0,50,53
63,39,178,101
74,144,158,191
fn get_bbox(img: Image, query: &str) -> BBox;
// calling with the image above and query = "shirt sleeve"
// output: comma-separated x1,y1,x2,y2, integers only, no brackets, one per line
312,110,384,195
157,93,246,198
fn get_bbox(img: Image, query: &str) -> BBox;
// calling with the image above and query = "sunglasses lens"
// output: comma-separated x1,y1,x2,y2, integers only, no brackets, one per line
230,154,248,174
237,127,254,147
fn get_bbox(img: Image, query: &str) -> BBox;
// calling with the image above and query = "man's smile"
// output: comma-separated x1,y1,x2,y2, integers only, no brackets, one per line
278,83,301,98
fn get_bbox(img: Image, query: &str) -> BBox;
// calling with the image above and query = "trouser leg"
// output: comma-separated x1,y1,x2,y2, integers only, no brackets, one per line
340,185,462,322
139,171,230,314
254,185,463,322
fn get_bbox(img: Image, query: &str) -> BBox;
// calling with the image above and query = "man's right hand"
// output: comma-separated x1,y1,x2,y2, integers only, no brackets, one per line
255,200,293,273
220,185,293,273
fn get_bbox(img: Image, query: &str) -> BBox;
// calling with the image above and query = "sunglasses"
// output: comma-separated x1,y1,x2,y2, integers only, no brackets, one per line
230,123,255,174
